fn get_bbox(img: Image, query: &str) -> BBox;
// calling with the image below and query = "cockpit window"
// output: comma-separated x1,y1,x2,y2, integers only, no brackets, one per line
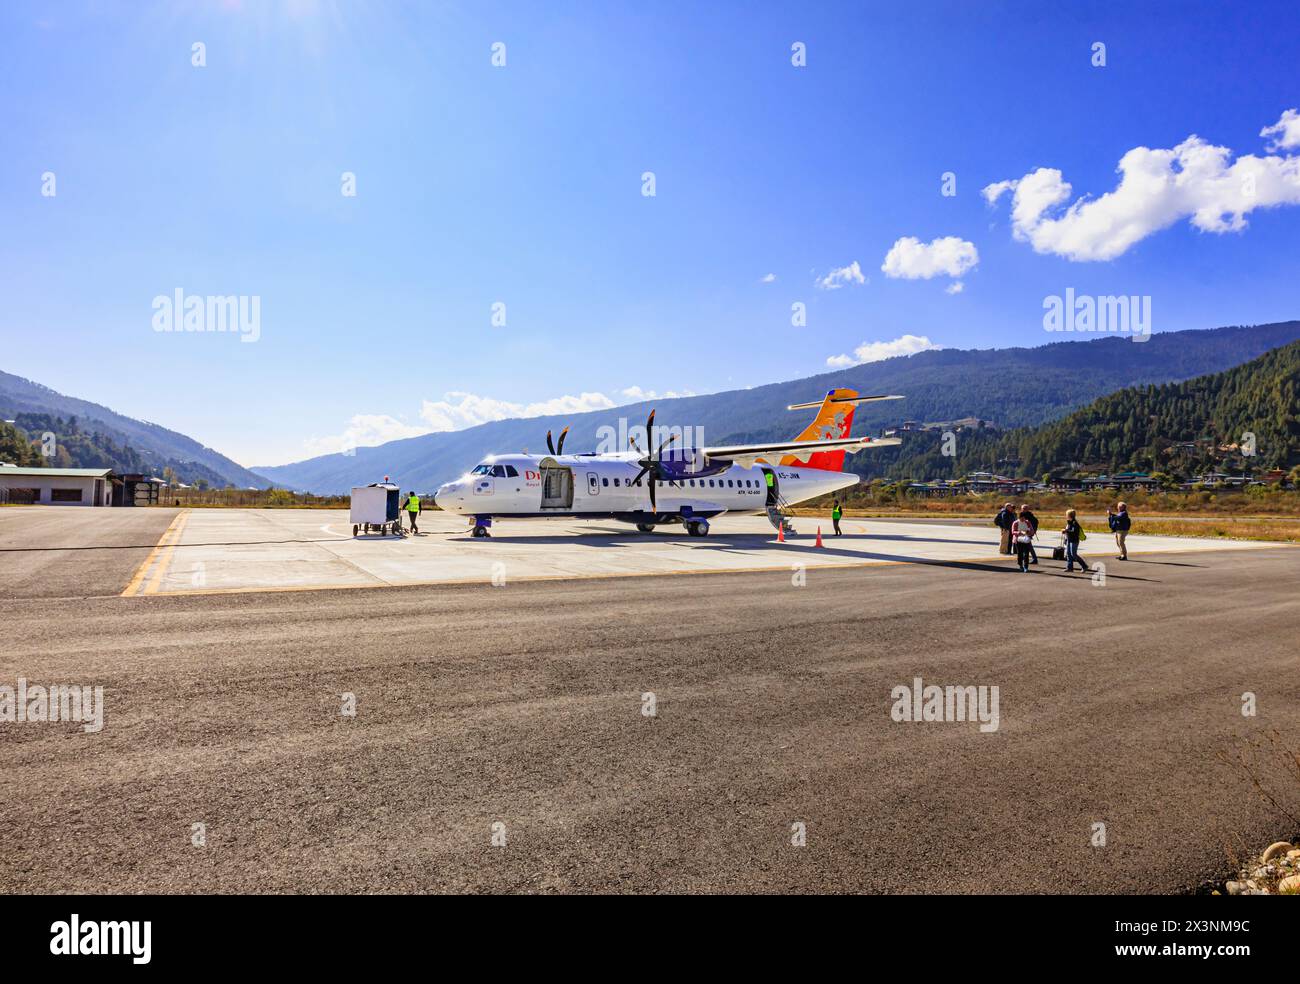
471,464,492,475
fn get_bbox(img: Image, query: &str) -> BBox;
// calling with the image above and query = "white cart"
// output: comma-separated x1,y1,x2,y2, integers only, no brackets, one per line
350,484,405,537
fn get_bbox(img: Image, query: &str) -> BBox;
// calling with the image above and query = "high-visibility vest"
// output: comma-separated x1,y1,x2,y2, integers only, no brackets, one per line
765,472,775,487
832,505,842,519
407,494,420,512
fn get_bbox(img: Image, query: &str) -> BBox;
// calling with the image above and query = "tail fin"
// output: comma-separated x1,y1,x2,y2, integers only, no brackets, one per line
782,388,859,471
781,389,905,471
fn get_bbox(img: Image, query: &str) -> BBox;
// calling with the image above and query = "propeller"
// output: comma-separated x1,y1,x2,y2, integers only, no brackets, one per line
545,426,570,456
629,409,677,511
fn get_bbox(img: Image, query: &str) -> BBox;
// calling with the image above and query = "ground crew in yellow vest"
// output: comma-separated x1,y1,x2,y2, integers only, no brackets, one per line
831,498,843,537
404,491,421,534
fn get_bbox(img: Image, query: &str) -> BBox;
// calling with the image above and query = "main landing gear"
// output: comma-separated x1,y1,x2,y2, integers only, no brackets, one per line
686,519,710,537
636,523,655,533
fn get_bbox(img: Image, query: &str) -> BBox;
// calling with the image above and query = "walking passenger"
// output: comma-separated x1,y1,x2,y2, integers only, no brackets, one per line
1019,504,1040,565
1011,513,1034,572
1062,509,1090,573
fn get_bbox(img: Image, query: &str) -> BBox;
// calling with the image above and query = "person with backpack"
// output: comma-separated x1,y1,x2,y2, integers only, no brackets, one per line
1011,511,1035,572
1061,508,1090,573
994,502,1015,555
1108,502,1131,560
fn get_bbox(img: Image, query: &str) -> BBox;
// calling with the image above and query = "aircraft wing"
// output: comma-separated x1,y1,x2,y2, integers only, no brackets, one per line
702,436,901,468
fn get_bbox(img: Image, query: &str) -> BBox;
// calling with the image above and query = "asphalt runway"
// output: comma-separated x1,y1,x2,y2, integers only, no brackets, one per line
1,508,1298,893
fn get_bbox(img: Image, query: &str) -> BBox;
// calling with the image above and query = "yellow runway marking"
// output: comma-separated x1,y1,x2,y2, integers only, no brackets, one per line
144,509,190,594
121,510,188,597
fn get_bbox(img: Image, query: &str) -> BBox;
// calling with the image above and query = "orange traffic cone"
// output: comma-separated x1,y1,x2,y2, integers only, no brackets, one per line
815,526,825,548
777,523,785,543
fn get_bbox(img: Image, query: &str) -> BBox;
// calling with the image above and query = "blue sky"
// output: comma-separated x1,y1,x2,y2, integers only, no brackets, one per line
2,0,1298,466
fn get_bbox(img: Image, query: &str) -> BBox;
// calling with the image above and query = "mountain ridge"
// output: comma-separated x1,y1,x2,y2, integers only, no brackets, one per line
253,321,1300,494
0,369,271,488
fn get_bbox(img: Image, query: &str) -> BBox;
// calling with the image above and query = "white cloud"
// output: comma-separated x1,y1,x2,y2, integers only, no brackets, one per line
620,385,696,402
825,333,937,368
303,414,429,457
303,385,706,456
1261,108,1300,151
760,272,777,283
945,281,965,294
419,390,617,431
982,109,1300,261
881,236,979,280
816,260,866,290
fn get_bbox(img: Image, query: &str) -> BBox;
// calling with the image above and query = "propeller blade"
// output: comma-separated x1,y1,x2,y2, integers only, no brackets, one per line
555,426,570,456
629,436,643,454
546,430,555,455
648,474,656,511
645,409,655,449
656,433,678,457
631,466,650,486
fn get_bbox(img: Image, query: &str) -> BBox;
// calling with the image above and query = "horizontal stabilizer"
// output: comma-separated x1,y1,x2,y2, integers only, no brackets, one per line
703,435,901,468
786,393,905,411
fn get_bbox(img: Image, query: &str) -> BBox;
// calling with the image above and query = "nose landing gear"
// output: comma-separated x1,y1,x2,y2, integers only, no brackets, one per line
470,515,493,538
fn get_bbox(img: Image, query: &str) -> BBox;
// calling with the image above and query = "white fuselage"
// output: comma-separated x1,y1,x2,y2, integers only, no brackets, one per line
434,451,857,522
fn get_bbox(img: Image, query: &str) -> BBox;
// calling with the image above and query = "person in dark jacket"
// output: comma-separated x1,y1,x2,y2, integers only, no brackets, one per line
1108,502,1131,560
994,502,1015,555
1062,509,1090,572
1019,504,1040,565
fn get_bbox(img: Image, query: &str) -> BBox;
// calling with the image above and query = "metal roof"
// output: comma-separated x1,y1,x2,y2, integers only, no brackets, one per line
0,466,114,478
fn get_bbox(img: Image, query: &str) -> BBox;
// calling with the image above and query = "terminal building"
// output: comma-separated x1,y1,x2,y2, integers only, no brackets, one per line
0,465,115,506
0,466,165,506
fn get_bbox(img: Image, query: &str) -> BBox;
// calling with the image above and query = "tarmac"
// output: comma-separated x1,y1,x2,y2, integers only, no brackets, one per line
1,505,1297,893
41,506,1286,597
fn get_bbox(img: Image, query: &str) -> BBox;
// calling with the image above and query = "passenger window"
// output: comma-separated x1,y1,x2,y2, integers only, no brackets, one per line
614,478,620,487
602,478,609,487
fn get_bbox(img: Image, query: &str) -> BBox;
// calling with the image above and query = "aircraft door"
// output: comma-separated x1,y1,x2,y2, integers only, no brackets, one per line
540,467,574,509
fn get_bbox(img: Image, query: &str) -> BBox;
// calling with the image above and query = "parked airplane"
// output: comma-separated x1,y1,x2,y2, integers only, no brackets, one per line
432,388,903,537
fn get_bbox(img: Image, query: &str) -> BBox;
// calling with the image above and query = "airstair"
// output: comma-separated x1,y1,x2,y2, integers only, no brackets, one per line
766,494,796,537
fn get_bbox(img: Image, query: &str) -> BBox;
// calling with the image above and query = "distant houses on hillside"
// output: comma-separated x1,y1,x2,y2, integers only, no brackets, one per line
897,468,1292,498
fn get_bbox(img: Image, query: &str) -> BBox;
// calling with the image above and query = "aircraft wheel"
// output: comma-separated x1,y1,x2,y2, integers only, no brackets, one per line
472,525,490,538
636,523,655,533
687,521,705,537
352,524,359,536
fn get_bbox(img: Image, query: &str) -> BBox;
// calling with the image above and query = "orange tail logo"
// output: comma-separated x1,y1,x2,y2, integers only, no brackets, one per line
781,387,859,471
